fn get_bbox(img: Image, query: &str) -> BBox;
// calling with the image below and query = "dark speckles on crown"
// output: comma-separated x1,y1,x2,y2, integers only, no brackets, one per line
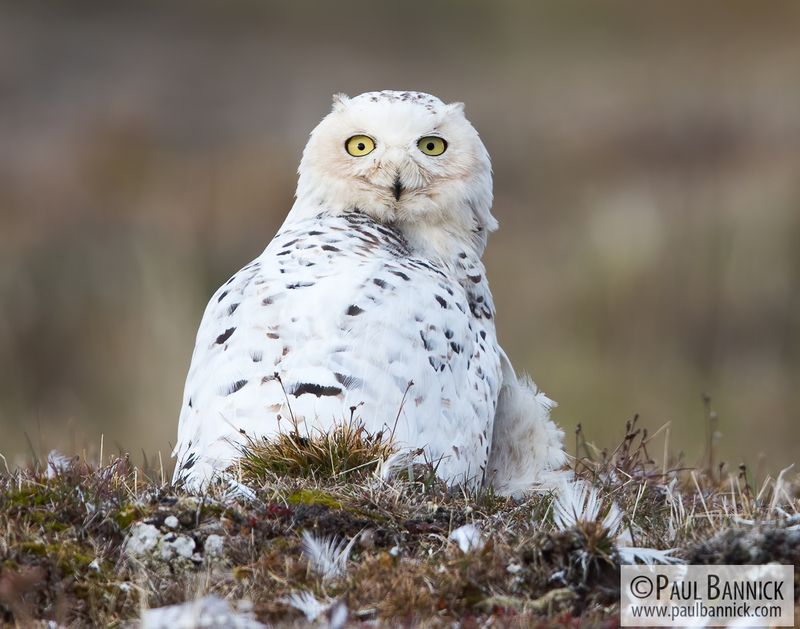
356,90,444,110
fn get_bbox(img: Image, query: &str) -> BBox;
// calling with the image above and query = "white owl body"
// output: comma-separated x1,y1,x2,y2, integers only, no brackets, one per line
174,211,502,487
173,91,566,494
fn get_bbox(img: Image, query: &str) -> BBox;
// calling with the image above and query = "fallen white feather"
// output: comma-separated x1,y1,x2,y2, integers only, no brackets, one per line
220,473,258,502
141,595,265,628
374,448,421,482
301,530,358,581
552,480,679,565
553,480,619,534
449,523,484,553
617,546,681,565
46,450,72,479
284,591,331,622
328,600,348,629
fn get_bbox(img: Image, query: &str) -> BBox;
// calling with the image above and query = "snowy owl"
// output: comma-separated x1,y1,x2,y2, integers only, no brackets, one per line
172,90,566,495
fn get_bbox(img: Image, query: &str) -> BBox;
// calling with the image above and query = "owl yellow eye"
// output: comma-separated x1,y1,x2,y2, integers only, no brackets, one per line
418,136,447,156
345,135,376,157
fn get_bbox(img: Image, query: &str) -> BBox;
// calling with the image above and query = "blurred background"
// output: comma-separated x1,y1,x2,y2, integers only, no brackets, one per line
1,1,798,474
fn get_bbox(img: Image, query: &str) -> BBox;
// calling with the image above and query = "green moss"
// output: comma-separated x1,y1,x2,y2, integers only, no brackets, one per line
197,501,225,518
19,540,48,556
43,519,69,533
114,504,142,529
57,546,96,576
17,540,94,577
287,488,343,509
25,510,48,525
6,485,55,509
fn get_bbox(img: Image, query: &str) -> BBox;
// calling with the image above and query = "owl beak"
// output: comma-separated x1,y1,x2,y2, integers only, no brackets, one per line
392,177,404,201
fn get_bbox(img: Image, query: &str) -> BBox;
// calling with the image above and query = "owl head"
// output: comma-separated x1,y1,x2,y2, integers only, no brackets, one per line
290,91,496,257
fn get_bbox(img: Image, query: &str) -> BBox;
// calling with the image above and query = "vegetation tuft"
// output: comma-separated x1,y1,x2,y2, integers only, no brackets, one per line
232,415,396,484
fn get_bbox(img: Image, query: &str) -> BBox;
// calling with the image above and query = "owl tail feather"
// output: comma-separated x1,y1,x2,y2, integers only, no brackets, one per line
486,351,570,497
